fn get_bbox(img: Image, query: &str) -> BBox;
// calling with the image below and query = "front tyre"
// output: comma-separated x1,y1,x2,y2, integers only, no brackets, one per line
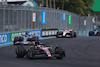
56,32,59,38
16,45,26,58
55,46,65,59
27,46,36,59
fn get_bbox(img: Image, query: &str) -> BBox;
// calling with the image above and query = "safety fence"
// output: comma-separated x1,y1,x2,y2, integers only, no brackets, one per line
0,5,94,33
0,4,96,45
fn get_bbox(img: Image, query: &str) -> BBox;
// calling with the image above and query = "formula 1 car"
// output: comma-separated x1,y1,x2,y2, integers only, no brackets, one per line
56,29,76,38
14,34,39,45
15,42,65,59
89,29,100,36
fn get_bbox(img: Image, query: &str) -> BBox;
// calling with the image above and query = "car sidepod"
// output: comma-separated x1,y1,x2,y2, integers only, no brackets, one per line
41,47,52,57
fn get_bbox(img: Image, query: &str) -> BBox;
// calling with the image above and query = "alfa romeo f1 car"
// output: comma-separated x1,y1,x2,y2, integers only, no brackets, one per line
15,42,65,59
89,29,100,36
14,33,39,45
56,29,76,38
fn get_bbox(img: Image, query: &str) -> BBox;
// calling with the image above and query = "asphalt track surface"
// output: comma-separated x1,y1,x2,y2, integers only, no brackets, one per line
0,36,100,67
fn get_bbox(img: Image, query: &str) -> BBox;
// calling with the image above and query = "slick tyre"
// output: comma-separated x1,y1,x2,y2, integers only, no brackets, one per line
89,31,94,36
70,32,74,38
55,46,64,59
74,32,76,37
16,45,26,58
89,32,92,36
56,32,59,38
27,46,36,59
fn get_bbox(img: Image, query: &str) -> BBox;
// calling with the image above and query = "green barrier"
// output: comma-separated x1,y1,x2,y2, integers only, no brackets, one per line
90,29,93,31
58,29,64,32
83,30,87,36
68,14,72,25
98,25,99,29
9,31,27,43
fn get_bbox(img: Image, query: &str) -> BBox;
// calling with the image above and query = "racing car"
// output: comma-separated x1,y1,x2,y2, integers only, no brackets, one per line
14,33,39,45
15,42,65,59
56,29,76,38
89,29,100,36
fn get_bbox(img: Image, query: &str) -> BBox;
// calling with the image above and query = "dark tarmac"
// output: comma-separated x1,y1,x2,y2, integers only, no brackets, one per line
0,36,100,67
